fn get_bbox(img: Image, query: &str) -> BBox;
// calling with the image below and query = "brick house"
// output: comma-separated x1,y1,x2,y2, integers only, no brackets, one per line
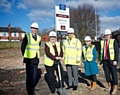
41,31,68,42
0,24,26,41
41,32,49,42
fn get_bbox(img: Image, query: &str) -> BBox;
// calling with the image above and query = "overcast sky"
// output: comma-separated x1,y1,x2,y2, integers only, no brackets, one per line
0,0,120,34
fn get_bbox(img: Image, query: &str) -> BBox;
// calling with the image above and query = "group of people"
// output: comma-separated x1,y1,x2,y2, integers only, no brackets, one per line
21,22,119,95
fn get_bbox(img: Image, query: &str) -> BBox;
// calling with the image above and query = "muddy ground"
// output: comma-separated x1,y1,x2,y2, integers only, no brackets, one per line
0,49,120,95
0,68,120,95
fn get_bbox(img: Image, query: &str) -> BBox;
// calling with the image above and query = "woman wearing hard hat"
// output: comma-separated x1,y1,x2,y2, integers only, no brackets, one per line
100,29,119,95
82,36,99,90
44,31,64,94
21,22,41,95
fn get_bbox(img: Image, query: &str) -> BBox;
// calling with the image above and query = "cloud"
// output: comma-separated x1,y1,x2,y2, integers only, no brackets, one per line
17,2,27,10
23,0,55,9
23,0,55,22
58,0,120,33
27,9,54,21
0,0,12,12
100,16,120,33
62,0,120,11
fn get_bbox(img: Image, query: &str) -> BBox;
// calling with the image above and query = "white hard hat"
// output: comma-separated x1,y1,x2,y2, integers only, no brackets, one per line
67,28,74,33
84,36,92,41
49,31,56,37
31,22,39,29
104,29,111,35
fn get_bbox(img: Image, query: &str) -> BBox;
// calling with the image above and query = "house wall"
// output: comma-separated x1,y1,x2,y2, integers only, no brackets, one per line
0,32,26,41
41,34,49,42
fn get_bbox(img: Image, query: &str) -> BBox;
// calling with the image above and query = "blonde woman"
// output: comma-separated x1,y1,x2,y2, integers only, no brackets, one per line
82,36,99,90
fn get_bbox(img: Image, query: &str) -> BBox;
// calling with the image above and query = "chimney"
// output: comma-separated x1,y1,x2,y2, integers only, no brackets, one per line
8,23,11,29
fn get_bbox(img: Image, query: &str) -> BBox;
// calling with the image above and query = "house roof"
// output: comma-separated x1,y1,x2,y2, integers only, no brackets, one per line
0,27,26,33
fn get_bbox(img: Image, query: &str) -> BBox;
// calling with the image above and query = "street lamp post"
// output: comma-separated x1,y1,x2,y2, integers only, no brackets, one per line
95,0,98,40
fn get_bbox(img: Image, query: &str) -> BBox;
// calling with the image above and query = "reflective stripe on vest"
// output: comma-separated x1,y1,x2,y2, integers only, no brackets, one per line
44,42,60,66
82,45,95,61
63,38,81,65
24,33,41,58
100,39,115,60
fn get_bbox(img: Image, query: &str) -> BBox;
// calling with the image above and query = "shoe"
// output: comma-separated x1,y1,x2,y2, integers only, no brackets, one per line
73,86,77,90
51,91,55,94
90,82,96,90
66,86,73,89
87,81,92,89
111,85,118,95
87,86,91,89
104,82,111,92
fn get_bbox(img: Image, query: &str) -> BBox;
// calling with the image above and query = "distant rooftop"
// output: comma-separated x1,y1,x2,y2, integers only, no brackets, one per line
0,23,26,33
0,27,26,33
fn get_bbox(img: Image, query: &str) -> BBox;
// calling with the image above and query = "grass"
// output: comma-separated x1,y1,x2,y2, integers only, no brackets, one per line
0,41,22,49
0,41,45,49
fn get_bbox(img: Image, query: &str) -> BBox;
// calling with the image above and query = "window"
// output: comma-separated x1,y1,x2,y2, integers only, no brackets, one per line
12,33,18,37
22,33,25,37
14,33,17,36
2,32,7,36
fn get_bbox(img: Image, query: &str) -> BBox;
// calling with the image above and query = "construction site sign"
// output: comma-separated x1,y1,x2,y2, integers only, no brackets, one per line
55,4,70,31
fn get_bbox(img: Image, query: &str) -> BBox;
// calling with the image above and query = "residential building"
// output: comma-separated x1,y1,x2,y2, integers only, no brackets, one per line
0,24,26,41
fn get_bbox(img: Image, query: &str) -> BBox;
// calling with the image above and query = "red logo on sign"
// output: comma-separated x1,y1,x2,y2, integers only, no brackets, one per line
56,14,69,18
61,26,65,30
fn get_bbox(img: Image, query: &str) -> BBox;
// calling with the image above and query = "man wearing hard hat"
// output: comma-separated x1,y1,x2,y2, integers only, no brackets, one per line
21,22,41,95
63,28,82,90
44,31,65,94
100,29,119,95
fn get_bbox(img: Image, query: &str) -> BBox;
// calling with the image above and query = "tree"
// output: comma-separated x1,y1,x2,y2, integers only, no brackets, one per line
70,3,100,42
38,28,49,36
38,28,55,36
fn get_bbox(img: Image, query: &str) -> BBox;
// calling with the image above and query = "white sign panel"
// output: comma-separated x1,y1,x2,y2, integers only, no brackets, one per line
55,4,70,31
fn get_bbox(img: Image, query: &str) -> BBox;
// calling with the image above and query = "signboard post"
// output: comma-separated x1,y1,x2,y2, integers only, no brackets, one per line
55,4,70,41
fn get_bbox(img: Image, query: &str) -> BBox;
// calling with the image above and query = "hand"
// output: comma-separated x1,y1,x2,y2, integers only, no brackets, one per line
55,57,59,60
113,61,117,66
56,57,62,60
58,57,62,60
76,60,80,63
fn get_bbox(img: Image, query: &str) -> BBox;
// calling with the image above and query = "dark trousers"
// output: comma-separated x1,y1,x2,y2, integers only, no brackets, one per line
102,60,118,85
89,75,97,82
45,64,64,93
26,63,41,95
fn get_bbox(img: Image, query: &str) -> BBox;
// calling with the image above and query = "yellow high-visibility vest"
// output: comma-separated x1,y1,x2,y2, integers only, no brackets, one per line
82,45,95,62
24,33,41,58
100,39,115,60
63,37,82,65
44,42,60,66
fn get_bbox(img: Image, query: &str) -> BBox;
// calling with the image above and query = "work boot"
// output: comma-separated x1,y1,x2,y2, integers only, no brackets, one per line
104,82,111,92
66,86,73,90
90,82,97,90
111,85,118,95
73,86,77,90
87,81,92,89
